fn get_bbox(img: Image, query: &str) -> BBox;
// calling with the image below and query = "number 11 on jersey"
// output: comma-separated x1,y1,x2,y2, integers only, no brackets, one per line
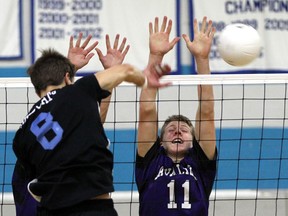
167,180,191,209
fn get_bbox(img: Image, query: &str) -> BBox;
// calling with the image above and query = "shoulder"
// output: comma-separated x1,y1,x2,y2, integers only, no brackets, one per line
74,74,98,89
74,75,110,100
189,138,217,170
191,138,214,159
136,138,164,168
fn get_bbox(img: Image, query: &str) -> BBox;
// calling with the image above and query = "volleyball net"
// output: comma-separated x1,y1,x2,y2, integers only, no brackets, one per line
1,74,288,216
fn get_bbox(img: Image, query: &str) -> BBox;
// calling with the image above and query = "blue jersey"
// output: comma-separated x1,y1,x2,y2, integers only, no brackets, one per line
136,138,216,216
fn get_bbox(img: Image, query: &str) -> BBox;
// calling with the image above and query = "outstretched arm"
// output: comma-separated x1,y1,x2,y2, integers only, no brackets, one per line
138,16,180,157
67,33,99,71
95,63,171,94
95,34,130,123
182,16,216,160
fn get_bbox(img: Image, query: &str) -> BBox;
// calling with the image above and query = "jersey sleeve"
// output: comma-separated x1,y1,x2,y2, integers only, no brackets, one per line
74,74,110,103
136,137,161,192
191,138,217,167
136,137,161,169
191,138,217,197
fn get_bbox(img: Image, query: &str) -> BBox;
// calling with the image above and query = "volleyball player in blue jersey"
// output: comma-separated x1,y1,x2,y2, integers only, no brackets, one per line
12,33,171,216
136,16,217,216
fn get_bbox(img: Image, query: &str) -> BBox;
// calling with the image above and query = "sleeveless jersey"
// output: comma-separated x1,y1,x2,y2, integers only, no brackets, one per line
136,138,216,216
12,75,113,211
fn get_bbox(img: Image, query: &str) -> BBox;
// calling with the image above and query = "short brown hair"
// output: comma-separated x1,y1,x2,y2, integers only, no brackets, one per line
28,49,76,95
160,114,195,140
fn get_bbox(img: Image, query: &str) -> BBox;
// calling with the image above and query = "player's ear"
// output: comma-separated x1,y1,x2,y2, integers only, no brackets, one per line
64,72,73,85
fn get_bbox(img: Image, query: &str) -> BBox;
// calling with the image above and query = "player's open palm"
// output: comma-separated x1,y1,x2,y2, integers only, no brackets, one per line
143,64,172,88
182,16,215,59
149,16,180,57
68,32,99,70
96,34,130,69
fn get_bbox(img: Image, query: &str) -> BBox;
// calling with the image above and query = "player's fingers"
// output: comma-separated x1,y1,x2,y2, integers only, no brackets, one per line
208,24,216,39
106,34,111,50
182,34,190,44
160,16,168,32
160,64,172,75
200,16,207,33
85,41,99,54
166,19,173,35
211,27,216,38
75,32,83,47
122,45,130,56
155,64,171,76
119,37,127,52
149,22,153,35
158,82,172,88
69,36,74,49
113,34,120,49
95,48,104,59
81,34,92,49
170,37,181,48
193,18,199,35
85,53,95,61
154,17,159,33
206,20,213,36
155,65,162,75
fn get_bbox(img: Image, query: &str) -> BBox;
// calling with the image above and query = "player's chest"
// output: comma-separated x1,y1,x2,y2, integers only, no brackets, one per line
153,163,198,182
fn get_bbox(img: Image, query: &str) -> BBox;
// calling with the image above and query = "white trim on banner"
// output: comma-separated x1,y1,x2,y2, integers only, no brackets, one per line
0,0,23,59
191,0,288,73
31,0,179,73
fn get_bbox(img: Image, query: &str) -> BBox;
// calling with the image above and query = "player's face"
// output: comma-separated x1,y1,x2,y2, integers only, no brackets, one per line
161,121,193,159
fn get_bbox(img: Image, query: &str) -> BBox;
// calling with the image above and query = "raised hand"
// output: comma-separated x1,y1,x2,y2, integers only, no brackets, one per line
182,16,216,60
143,64,172,88
149,16,180,58
95,34,130,69
67,33,99,71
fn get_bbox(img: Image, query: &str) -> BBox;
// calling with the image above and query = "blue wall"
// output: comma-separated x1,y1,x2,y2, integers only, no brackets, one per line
1,128,287,192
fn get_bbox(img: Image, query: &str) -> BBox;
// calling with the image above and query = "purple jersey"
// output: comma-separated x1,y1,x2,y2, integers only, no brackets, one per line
136,138,216,216
12,160,37,216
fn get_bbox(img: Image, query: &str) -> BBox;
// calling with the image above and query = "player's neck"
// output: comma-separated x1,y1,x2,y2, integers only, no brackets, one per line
169,155,184,163
39,84,65,98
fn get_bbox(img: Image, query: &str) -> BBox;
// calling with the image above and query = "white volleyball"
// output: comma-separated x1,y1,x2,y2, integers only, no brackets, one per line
217,23,261,66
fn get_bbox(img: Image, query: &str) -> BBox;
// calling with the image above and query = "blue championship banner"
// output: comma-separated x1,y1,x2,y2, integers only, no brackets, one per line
0,0,22,60
191,0,288,74
31,0,179,73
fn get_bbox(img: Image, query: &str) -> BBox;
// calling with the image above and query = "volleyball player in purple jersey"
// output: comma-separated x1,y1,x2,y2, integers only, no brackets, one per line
12,32,171,216
136,16,217,216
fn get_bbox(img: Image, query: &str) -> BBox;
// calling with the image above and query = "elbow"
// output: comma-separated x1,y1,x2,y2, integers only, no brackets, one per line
199,103,215,119
139,102,156,115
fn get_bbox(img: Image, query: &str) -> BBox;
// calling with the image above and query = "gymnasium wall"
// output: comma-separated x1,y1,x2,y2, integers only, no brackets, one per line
1,0,288,193
1,0,288,77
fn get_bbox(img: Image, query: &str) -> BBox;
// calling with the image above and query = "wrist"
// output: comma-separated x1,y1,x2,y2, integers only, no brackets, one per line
149,53,164,64
194,56,209,64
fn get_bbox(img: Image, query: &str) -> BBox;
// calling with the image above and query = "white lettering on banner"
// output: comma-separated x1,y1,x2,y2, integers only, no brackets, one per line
225,0,288,14
154,164,197,181
36,0,103,39
192,0,288,73
32,0,178,73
